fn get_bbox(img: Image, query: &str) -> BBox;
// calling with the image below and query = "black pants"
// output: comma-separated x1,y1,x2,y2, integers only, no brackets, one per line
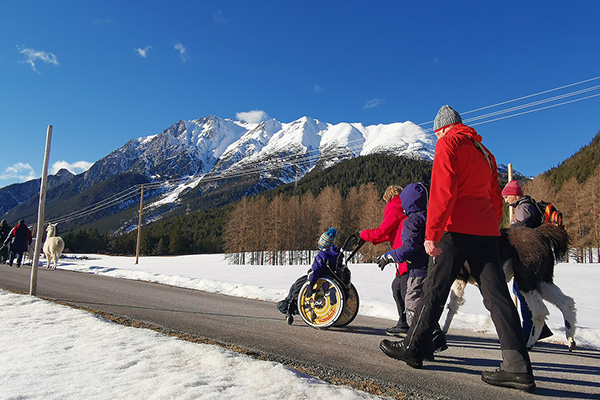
404,232,531,373
391,272,409,328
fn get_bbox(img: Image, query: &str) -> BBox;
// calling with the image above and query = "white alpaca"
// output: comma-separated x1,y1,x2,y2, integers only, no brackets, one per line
443,275,577,351
43,223,65,270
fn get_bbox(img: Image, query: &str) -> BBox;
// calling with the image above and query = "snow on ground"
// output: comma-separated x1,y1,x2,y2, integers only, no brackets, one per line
1,255,598,399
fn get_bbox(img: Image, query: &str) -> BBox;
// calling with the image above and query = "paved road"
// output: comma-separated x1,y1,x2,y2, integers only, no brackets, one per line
1,265,598,399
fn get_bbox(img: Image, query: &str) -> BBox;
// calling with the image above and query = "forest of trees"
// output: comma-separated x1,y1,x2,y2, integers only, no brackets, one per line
524,166,600,263
222,183,395,265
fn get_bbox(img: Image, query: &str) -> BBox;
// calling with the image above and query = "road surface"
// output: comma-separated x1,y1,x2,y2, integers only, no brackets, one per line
1,265,598,399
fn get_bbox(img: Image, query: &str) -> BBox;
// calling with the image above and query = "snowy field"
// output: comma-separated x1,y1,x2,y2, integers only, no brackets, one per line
1,254,598,399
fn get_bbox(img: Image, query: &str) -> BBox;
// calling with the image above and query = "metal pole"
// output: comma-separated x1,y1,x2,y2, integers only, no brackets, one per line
30,125,52,296
135,185,144,264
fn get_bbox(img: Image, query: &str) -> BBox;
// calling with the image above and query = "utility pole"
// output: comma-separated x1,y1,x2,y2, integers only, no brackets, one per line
135,185,144,264
507,163,518,307
30,125,52,296
508,163,514,223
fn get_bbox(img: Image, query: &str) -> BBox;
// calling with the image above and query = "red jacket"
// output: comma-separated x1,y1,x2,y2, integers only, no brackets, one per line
360,196,408,275
425,124,503,242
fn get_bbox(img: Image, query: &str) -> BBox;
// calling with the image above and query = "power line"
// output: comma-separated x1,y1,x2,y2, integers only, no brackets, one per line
418,75,600,128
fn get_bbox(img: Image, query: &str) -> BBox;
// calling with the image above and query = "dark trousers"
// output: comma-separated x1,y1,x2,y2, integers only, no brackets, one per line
8,251,24,266
391,272,409,328
404,232,531,373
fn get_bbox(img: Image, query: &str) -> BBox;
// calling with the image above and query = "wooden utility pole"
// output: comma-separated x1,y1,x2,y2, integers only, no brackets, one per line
30,125,52,296
507,163,518,307
508,163,514,223
135,185,144,264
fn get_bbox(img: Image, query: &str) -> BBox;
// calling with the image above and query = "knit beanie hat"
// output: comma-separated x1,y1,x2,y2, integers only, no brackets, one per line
502,180,523,196
433,105,462,132
318,227,337,250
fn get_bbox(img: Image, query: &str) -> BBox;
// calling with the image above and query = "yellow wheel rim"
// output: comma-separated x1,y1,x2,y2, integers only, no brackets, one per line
298,277,344,328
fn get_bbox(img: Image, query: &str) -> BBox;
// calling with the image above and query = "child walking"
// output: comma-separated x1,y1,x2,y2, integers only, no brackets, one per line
377,183,447,356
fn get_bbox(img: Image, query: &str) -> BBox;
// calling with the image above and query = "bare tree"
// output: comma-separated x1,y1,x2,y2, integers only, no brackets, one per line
316,186,344,239
298,191,320,263
357,183,390,262
523,174,557,203
558,178,585,261
344,186,362,235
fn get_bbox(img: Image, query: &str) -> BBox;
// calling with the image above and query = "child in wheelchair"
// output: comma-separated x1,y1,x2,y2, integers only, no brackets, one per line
277,228,341,317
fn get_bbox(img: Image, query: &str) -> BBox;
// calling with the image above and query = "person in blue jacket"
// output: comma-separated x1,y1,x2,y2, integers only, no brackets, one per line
378,183,447,355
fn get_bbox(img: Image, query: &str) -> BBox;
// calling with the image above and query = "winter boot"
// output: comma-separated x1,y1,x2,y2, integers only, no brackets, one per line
481,369,536,392
379,339,423,369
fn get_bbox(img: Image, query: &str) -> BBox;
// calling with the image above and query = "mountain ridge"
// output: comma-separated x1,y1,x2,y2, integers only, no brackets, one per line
0,115,434,232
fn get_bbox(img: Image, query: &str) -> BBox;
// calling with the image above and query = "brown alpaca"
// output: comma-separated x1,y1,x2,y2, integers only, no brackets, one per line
443,224,576,351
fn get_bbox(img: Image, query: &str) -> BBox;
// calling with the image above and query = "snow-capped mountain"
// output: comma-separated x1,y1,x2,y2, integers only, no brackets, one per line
1,115,436,230
130,115,435,183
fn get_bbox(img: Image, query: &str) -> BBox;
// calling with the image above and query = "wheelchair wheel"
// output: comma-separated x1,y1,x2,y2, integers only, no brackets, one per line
297,277,345,328
333,283,359,327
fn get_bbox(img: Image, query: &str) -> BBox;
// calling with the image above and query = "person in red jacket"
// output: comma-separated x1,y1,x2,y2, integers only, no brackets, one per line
4,219,32,268
379,105,535,392
359,185,410,336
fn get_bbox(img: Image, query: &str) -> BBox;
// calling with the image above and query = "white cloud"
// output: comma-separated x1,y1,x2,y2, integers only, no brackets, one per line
236,110,270,123
93,18,114,25
50,161,93,175
214,10,229,25
134,46,152,58
313,84,326,93
0,163,37,182
18,46,59,72
174,42,189,62
363,98,386,109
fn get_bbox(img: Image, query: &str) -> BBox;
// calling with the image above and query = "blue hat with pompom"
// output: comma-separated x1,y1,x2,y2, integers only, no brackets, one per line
318,227,337,250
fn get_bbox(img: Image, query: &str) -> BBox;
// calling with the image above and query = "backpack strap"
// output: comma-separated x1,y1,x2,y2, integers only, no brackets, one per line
457,133,493,171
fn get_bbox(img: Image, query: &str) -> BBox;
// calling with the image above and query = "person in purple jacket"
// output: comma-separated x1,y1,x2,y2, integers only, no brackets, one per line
306,227,340,294
377,183,447,355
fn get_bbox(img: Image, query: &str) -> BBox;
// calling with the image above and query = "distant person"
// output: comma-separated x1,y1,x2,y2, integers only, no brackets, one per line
379,105,535,392
358,185,410,336
501,180,553,346
4,219,32,268
0,220,11,263
377,183,447,354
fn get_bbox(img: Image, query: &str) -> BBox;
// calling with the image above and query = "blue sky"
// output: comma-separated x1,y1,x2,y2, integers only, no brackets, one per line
1,1,599,188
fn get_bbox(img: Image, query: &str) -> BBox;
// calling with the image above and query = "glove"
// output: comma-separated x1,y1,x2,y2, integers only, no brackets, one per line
344,231,365,251
377,252,395,271
355,232,366,247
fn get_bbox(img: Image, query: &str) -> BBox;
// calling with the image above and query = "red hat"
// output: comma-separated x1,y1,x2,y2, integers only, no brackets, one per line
502,180,523,196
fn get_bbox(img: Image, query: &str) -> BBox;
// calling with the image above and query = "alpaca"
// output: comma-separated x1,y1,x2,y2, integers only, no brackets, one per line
43,223,65,270
442,224,576,351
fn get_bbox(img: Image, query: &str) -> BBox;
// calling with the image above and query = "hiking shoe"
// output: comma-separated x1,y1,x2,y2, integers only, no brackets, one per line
539,324,553,340
386,326,409,336
481,369,536,392
379,339,423,369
